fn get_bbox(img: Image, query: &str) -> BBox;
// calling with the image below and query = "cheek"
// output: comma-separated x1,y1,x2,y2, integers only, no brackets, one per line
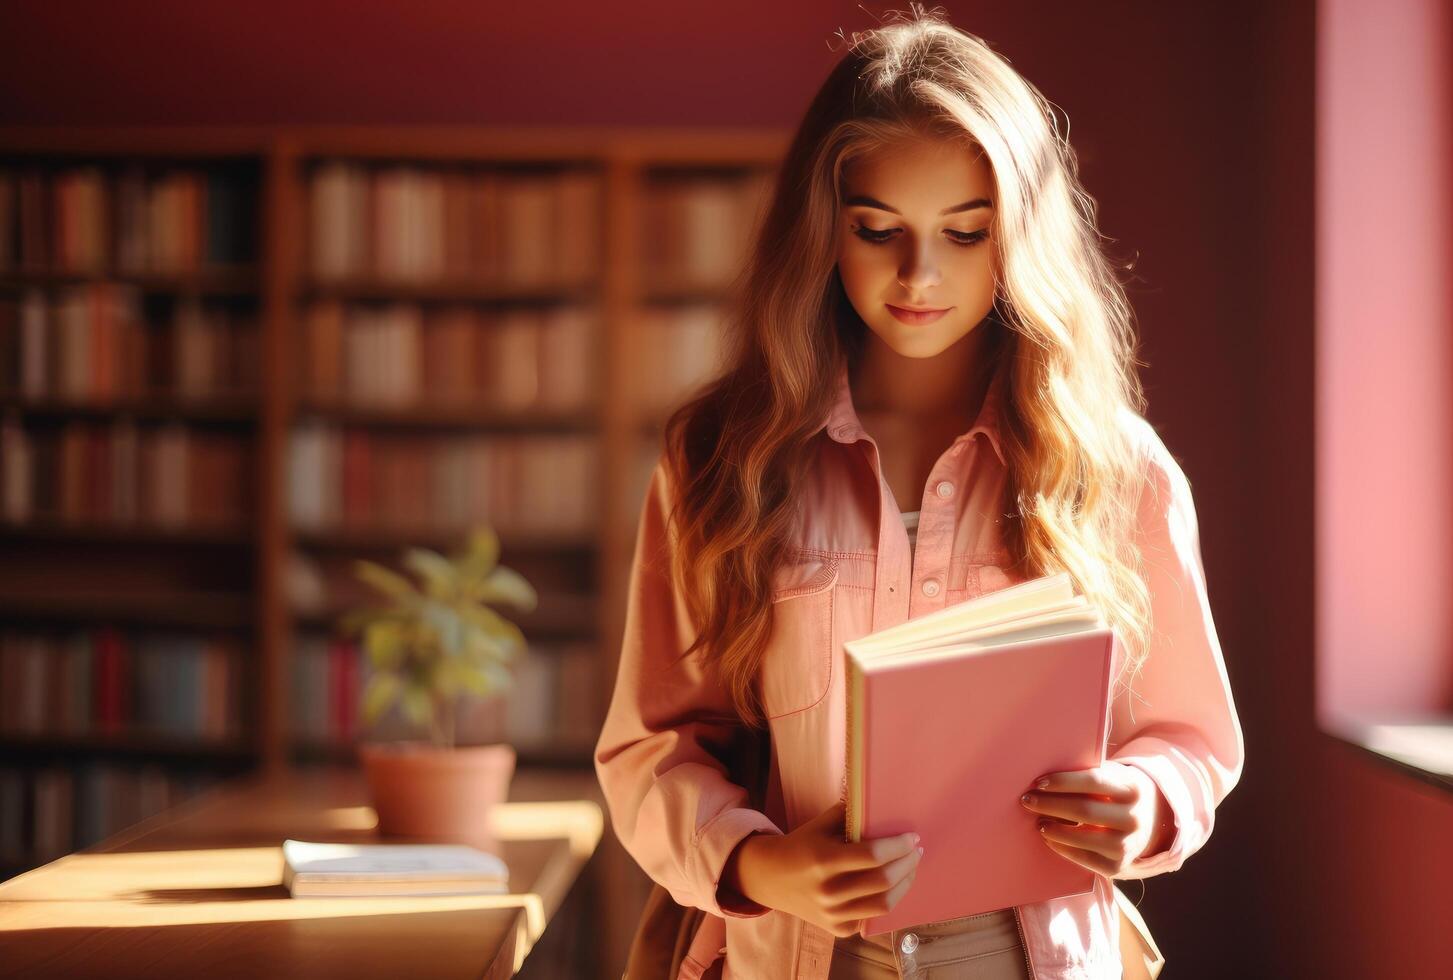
941,246,998,303
959,248,998,294
836,244,892,296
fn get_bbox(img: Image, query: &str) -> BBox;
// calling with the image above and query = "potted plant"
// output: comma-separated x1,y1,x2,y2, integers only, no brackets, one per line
340,525,537,842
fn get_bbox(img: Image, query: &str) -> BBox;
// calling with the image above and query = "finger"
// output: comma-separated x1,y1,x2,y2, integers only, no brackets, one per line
1037,818,1124,862
1020,793,1133,831
827,864,918,920
1030,768,1136,802
823,846,921,906
833,830,919,871
1041,834,1118,877
883,863,917,910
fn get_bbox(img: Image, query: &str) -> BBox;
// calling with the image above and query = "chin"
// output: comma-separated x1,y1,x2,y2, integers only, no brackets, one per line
871,319,972,358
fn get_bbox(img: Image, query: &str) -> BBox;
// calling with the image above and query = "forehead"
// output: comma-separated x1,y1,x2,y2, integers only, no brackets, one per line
841,138,994,205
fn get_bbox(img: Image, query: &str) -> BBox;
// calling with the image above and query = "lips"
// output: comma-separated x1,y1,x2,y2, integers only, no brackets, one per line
887,303,951,325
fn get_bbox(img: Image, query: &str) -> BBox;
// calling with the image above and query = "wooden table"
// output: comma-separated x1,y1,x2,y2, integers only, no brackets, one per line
0,765,603,979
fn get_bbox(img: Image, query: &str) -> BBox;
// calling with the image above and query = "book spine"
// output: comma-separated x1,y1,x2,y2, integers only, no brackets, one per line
1097,627,1118,764
844,656,857,843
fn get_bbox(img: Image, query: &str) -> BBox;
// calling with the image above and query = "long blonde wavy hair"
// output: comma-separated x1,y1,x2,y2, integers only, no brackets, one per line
659,5,1154,729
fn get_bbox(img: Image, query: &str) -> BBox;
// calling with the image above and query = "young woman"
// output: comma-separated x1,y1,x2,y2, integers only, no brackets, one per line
594,8,1244,979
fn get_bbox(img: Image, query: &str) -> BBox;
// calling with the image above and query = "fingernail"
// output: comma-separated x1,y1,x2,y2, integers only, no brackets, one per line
912,833,921,845
1020,793,1033,805
1035,778,1050,789
916,845,924,857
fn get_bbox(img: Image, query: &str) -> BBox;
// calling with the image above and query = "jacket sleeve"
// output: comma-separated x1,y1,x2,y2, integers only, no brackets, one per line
1107,422,1246,879
593,456,786,917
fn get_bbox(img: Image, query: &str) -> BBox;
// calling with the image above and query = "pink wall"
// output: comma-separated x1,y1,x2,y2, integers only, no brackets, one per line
1256,2,1453,976
1317,0,1453,723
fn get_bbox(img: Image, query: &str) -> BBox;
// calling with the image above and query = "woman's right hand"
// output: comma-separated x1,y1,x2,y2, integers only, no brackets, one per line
726,800,923,938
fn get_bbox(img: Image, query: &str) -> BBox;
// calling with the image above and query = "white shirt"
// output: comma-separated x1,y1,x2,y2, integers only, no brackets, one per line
902,509,920,563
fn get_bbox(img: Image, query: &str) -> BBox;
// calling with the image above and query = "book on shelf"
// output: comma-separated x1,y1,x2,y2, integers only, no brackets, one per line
290,634,361,746
634,302,726,417
298,300,595,412
642,171,773,287
287,427,596,537
281,838,510,898
0,414,253,528
0,286,259,404
308,162,600,286
0,164,258,275
843,570,1119,937
0,762,220,870
477,641,599,748
291,634,599,754
0,627,243,742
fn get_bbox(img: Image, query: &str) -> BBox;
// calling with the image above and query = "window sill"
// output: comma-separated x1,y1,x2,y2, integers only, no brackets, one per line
1321,710,1453,793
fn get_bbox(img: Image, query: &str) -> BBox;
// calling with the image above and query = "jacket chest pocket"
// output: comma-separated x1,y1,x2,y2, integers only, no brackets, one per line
945,553,1025,604
761,556,839,719
975,563,1025,596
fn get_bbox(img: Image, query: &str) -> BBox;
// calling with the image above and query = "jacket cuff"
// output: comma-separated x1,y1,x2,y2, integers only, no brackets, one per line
1110,736,1200,878
693,807,785,918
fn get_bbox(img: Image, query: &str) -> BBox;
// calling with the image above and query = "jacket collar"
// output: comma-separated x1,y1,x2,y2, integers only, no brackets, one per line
819,352,1009,467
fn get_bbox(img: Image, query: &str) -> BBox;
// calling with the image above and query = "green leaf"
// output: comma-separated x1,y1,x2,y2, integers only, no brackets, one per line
458,525,501,582
466,624,523,663
401,686,433,728
455,661,494,697
403,548,457,601
438,657,491,695
479,657,515,693
419,600,466,656
361,673,402,724
364,619,409,671
337,606,392,637
430,658,465,698
473,565,538,612
334,524,540,726
456,602,527,650
354,560,419,603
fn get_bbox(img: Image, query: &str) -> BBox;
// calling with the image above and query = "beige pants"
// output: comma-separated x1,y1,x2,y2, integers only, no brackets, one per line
828,908,1032,980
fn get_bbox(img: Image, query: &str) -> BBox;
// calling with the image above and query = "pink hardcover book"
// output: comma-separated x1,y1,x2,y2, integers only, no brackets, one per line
843,571,1120,937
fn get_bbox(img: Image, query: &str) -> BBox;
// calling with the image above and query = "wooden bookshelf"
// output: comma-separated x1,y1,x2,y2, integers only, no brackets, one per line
0,125,786,975
0,731,254,761
0,393,259,422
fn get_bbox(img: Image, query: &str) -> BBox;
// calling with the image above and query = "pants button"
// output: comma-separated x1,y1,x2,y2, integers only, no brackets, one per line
900,932,919,954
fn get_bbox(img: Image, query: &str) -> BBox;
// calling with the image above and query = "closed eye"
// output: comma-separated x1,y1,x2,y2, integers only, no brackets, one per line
852,225,990,248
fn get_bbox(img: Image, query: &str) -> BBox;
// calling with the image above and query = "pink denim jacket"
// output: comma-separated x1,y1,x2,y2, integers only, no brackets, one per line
594,352,1245,979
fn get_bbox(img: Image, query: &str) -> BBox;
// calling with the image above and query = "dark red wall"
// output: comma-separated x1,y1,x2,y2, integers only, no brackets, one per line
0,1,845,127
5,2,1442,977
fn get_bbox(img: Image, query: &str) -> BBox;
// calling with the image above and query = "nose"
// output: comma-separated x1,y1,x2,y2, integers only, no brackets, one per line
897,241,942,295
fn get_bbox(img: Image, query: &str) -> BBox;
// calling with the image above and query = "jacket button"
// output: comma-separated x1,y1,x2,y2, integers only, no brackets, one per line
935,480,955,498
900,932,919,954
921,578,941,597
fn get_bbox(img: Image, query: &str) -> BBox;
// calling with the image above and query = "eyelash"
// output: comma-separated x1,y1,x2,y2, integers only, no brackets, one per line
852,225,990,247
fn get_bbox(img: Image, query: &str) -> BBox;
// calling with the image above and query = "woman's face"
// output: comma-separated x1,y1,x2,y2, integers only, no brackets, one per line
836,137,1000,358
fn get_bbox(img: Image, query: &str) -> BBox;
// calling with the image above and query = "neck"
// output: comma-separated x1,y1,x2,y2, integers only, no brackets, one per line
849,321,999,428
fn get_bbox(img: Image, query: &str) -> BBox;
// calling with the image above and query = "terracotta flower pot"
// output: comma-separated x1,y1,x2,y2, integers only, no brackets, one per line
359,741,516,841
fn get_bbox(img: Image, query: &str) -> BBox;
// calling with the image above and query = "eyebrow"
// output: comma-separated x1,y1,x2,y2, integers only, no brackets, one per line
844,194,994,216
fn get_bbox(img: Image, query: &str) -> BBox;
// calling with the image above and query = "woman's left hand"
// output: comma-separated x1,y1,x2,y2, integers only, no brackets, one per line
1018,761,1174,877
